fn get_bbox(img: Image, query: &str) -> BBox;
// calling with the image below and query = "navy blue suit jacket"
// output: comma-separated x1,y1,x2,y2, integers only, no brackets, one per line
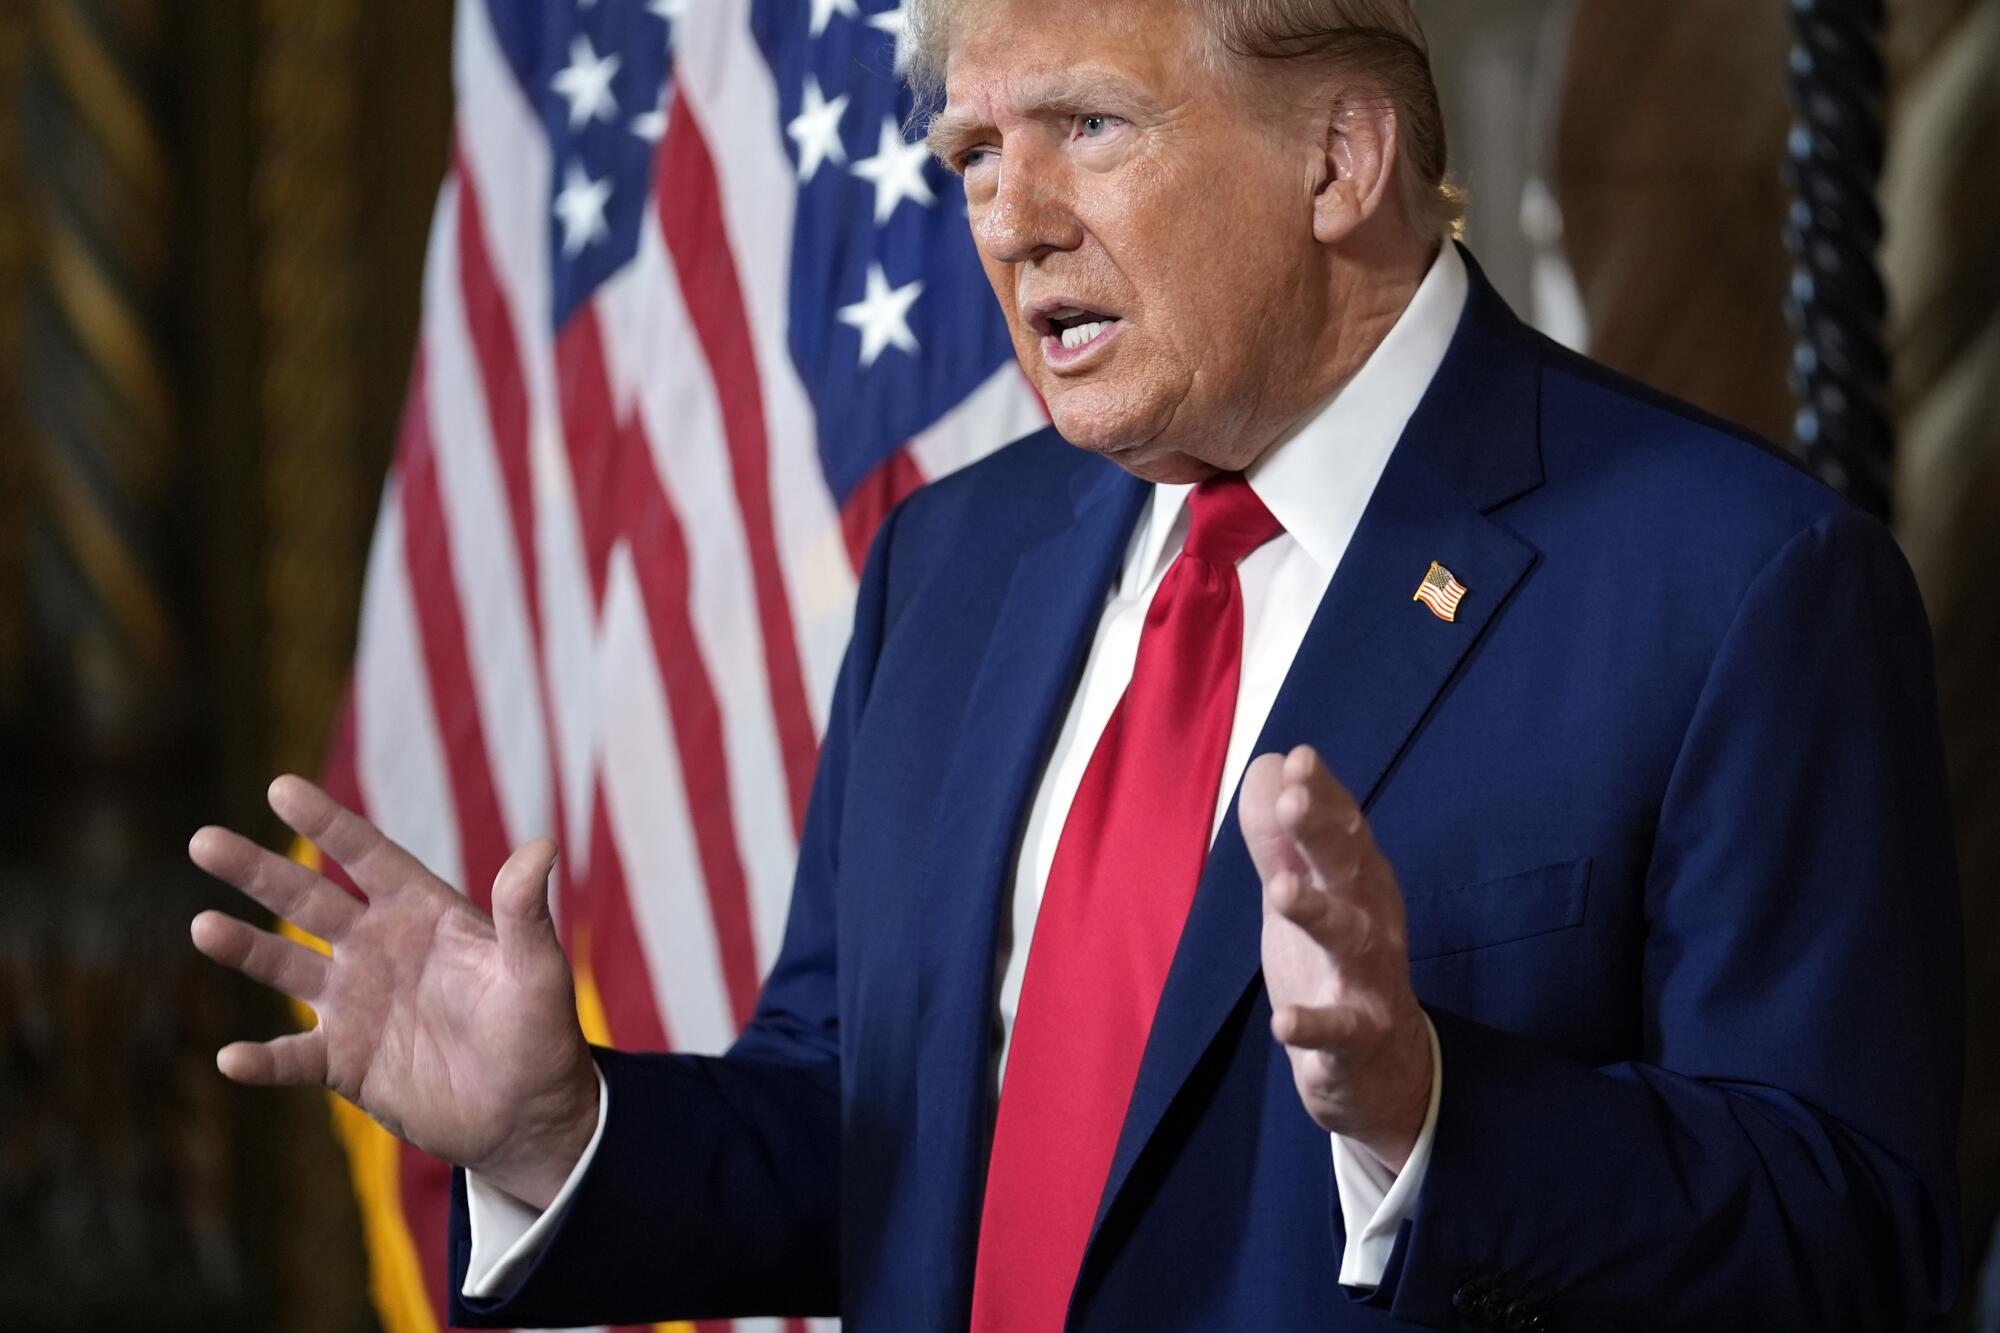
450,254,1961,1330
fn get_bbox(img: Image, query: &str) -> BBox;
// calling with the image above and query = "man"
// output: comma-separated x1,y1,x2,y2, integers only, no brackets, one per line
188,0,1963,1327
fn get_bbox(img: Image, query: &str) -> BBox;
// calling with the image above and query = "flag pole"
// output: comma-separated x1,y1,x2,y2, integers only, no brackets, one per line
1783,0,1893,519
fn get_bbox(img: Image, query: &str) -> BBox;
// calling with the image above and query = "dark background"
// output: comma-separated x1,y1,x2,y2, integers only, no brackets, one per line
0,1,1993,1328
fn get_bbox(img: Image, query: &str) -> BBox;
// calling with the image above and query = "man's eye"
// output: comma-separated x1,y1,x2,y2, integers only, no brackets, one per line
1075,114,1123,140
959,146,995,172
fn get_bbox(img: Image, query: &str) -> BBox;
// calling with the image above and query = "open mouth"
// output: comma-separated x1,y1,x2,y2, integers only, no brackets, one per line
1032,304,1125,358
1046,308,1122,350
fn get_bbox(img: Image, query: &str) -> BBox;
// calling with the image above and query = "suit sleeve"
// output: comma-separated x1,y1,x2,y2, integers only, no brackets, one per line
444,502,906,1328
1370,509,1963,1330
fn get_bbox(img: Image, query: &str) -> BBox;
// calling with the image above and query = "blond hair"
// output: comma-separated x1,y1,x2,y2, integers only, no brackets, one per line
906,0,1466,241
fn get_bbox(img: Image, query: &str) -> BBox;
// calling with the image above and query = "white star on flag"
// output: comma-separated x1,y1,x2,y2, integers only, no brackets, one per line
631,106,667,142
648,0,689,27
868,3,912,73
551,33,622,131
851,116,936,223
787,76,850,182
554,160,614,256
809,0,860,37
631,89,668,143
837,263,924,367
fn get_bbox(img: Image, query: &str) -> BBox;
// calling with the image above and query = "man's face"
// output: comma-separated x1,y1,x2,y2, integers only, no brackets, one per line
932,0,1326,482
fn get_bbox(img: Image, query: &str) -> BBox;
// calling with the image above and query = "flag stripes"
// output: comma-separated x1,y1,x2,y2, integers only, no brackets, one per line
395,366,513,914
317,2,1050,1330
1413,561,1469,622
654,88,821,833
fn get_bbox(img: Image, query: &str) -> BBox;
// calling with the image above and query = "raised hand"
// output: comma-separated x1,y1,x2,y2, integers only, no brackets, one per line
1238,746,1432,1169
188,776,599,1209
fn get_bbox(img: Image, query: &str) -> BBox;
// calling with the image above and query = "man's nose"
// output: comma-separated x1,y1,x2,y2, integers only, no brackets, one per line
977,155,1084,265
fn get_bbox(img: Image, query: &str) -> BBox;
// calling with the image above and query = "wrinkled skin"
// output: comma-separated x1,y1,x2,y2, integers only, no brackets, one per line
189,777,597,1209
930,0,1433,483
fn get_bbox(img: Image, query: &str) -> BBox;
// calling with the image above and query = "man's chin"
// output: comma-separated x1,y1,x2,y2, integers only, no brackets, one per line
1046,392,1157,459
1052,417,1149,465
1048,410,1217,484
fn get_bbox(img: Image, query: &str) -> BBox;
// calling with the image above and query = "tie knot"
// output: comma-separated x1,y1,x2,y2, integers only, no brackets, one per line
1182,473,1283,566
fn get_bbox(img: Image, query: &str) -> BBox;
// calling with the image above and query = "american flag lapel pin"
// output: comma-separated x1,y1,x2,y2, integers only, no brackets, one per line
1414,561,1468,622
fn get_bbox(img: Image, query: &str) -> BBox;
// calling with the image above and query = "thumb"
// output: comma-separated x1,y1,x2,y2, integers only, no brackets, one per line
492,837,562,973
1239,753,1309,894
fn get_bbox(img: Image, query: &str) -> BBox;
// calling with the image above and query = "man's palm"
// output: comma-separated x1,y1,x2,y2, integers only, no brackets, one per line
1239,747,1432,1169
189,776,599,1209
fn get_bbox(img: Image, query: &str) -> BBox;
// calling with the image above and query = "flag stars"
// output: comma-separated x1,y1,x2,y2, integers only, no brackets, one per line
809,0,859,36
551,33,622,131
648,0,689,27
838,263,924,368
868,3,912,73
554,161,614,257
851,116,935,223
631,91,668,143
787,76,850,182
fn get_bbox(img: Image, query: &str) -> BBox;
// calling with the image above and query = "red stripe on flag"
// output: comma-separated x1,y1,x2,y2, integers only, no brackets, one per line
453,144,539,631
553,306,763,1029
558,311,624,604
398,364,514,912
613,407,765,1030
840,445,925,573
582,785,673,1051
451,159,591,987
657,91,819,835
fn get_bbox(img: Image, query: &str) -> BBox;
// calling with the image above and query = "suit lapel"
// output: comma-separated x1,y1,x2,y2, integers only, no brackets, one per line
914,456,1150,1328
1085,254,1548,1273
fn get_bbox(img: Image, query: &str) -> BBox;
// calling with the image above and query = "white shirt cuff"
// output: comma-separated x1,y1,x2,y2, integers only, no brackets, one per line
1330,1013,1443,1289
461,1064,609,1300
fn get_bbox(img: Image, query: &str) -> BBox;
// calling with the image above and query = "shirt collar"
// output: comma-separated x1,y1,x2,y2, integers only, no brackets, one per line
1123,242,1470,591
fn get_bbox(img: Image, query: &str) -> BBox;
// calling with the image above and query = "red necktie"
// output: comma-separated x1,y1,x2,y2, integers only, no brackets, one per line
969,473,1284,1331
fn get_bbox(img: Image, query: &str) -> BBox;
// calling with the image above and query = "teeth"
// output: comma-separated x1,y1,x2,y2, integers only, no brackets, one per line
1060,321,1106,350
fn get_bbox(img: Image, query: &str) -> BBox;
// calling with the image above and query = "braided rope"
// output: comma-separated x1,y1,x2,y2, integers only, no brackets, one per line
1784,0,1893,517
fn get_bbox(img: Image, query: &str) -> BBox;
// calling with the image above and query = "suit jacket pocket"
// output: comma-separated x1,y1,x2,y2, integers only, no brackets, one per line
1404,857,1591,961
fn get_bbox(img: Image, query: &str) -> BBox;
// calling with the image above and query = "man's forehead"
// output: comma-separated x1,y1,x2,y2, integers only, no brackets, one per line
939,64,1161,125
938,0,1196,103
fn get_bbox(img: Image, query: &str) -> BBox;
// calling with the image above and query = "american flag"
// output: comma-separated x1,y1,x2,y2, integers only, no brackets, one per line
1413,561,1468,622
304,0,1046,1329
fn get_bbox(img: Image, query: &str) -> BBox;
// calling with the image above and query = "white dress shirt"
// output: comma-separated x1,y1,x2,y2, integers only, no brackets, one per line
464,241,1470,1299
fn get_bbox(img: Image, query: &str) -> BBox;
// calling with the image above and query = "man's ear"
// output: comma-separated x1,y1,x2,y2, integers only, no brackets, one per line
1311,93,1399,245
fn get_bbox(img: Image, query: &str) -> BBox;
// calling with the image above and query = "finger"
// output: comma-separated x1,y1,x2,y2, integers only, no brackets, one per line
267,774,433,900
1240,752,1310,889
1272,1001,1377,1051
491,838,561,977
217,1031,329,1087
191,910,332,1002
1266,869,1372,957
188,825,362,941
1274,746,1372,891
